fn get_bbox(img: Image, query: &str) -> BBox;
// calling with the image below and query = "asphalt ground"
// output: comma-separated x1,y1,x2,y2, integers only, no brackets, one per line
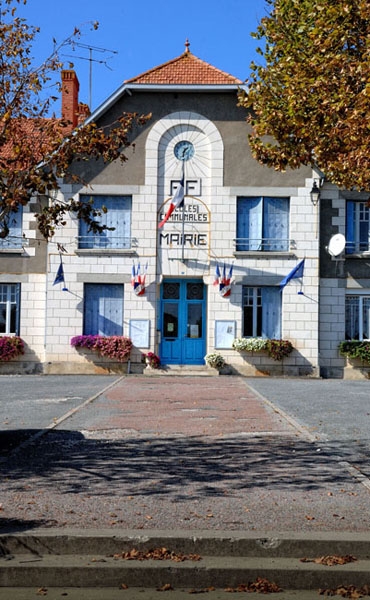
1,375,370,534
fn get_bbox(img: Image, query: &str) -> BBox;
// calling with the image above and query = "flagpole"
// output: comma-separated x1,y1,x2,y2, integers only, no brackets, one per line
181,161,185,262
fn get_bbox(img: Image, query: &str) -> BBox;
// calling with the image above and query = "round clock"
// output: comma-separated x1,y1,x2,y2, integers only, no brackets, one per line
174,140,195,161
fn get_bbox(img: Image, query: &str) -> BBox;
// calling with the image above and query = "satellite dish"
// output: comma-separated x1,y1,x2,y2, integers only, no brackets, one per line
327,233,346,257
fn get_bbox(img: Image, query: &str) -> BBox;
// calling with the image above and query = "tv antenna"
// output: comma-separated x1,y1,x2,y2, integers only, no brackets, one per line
63,42,118,109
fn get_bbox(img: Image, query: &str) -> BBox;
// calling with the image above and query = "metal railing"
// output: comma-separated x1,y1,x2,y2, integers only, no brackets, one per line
77,235,132,250
233,238,294,252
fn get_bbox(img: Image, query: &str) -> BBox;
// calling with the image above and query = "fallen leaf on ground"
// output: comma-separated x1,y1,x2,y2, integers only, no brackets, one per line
157,583,173,591
305,515,315,520
224,578,282,593
319,584,370,598
37,589,48,596
189,587,216,594
120,583,128,589
113,547,202,562
301,555,357,566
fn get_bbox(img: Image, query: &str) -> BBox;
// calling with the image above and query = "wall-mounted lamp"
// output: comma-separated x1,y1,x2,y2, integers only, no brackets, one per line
310,180,321,206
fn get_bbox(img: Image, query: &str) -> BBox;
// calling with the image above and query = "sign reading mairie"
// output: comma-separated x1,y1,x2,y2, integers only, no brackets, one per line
159,198,209,248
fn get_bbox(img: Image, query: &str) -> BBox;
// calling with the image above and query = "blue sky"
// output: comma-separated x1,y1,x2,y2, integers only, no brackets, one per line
16,0,269,113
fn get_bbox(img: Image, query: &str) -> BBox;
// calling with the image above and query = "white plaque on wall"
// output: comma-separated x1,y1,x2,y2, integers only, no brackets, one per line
215,320,235,349
129,319,150,348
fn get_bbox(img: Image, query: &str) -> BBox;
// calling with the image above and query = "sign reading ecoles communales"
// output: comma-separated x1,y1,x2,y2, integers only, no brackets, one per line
159,200,209,247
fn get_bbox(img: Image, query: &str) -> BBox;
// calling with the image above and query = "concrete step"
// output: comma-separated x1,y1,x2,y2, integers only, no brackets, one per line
2,530,370,558
1,553,370,589
0,588,326,600
144,365,220,376
1,531,370,592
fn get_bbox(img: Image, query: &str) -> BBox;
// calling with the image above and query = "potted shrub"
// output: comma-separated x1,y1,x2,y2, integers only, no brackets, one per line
205,352,225,369
144,352,161,369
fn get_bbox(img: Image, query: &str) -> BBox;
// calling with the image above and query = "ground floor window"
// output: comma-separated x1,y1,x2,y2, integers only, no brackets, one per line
0,283,20,334
83,283,123,336
242,286,281,338
345,293,370,340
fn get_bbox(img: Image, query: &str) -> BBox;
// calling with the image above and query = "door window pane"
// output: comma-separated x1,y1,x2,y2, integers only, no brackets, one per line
163,282,180,300
163,303,178,337
187,282,203,300
187,304,202,338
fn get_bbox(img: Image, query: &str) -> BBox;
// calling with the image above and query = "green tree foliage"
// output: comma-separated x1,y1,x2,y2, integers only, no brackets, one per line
0,0,150,239
239,0,370,190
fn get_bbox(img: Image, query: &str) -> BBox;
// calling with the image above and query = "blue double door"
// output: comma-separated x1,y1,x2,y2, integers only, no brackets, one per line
159,279,206,365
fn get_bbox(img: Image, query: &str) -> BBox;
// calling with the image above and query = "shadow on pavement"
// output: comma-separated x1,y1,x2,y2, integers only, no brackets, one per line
0,429,362,501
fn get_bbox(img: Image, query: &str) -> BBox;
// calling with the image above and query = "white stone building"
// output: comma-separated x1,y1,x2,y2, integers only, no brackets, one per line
1,44,368,378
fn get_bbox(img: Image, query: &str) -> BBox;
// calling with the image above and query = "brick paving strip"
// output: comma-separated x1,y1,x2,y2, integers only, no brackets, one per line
76,375,299,438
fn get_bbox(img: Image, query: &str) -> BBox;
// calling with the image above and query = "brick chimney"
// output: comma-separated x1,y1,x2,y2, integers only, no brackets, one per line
61,70,80,131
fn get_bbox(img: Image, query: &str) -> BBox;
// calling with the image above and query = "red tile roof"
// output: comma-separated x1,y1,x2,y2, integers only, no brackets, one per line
125,41,243,85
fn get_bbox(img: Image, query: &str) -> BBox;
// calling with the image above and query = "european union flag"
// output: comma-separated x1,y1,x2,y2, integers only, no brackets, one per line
279,259,305,291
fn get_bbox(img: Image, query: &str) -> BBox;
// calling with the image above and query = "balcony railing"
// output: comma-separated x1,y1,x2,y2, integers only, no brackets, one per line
234,238,294,252
77,235,132,250
345,240,370,254
0,235,24,250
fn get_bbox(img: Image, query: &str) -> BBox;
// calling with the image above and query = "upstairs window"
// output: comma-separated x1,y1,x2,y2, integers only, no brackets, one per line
0,283,20,335
0,209,23,250
242,286,281,339
236,197,289,252
346,201,370,254
78,195,132,249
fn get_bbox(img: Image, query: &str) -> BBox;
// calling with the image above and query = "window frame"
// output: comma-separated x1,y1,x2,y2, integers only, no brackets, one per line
242,285,282,339
78,195,132,250
346,201,370,254
236,196,290,252
0,283,21,335
345,291,370,341
0,208,23,250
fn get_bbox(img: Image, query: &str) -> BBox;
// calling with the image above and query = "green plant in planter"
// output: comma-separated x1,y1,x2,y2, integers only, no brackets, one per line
232,337,293,361
232,337,267,353
339,341,370,363
205,352,225,369
0,336,25,361
265,339,294,361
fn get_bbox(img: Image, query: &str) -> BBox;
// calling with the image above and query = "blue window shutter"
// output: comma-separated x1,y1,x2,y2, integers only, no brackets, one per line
346,201,355,254
261,287,281,338
84,284,123,336
105,197,131,248
263,198,289,251
237,198,262,251
79,196,131,249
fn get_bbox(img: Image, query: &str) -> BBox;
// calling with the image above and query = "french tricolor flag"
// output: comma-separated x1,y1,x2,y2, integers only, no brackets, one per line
158,169,185,228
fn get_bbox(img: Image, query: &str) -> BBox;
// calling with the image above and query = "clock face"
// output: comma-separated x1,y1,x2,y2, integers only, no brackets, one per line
174,140,195,161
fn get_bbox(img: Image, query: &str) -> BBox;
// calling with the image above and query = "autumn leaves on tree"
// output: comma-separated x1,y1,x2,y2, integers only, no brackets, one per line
240,0,370,191
0,0,149,240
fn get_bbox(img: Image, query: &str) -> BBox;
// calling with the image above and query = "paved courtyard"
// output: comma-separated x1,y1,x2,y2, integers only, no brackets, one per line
1,375,370,533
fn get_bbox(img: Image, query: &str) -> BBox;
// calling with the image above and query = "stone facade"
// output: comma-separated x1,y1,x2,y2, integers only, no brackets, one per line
1,47,368,378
